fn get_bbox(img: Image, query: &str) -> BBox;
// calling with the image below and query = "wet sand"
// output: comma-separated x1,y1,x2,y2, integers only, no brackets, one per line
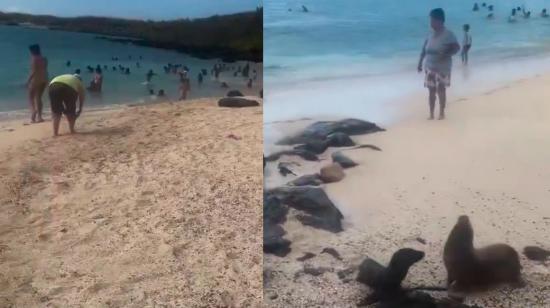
0,97,263,307
264,74,550,307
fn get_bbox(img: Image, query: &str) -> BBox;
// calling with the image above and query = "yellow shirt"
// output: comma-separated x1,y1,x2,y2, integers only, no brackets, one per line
50,74,85,96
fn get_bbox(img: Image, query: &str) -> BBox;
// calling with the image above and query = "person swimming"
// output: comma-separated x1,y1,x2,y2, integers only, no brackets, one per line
158,89,165,97
74,69,81,76
48,74,85,136
26,44,48,123
486,5,494,18
125,68,131,75
198,73,203,86
542,9,549,17
509,9,517,22
247,78,253,88
473,3,479,11
302,5,309,12
146,69,156,82
66,60,71,67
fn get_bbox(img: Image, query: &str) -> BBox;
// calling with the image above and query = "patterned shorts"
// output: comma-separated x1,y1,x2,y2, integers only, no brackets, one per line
424,69,451,89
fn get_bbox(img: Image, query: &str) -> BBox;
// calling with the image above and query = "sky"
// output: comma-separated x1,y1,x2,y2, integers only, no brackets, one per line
0,0,262,20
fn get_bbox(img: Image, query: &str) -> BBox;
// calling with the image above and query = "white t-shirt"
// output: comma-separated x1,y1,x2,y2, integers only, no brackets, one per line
463,32,472,46
423,28,459,75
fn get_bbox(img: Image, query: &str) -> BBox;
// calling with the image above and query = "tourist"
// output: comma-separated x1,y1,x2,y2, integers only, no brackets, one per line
461,24,472,65
26,44,48,123
88,67,103,92
179,72,191,100
417,8,460,120
48,74,85,136
146,69,156,82
542,9,549,17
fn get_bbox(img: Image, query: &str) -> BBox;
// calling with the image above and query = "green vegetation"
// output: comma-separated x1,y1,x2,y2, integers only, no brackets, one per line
0,8,263,62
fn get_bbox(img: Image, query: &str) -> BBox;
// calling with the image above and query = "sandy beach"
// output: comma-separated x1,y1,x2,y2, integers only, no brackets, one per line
0,97,263,307
264,73,550,307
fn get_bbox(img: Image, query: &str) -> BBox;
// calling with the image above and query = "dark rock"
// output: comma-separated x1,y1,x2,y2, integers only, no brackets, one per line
288,174,323,186
355,144,382,151
278,162,296,177
331,151,358,168
337,267,355,280
321,247,343,261
218,97,259,108
263,222,291,257
303,264,330,276
265,150,318,162
296,252,316,262
269,293,278,300
226,89,244,97
294,140,329,154
277,118,384,145
327,132,355,147
319,163,345,183
263,195,288,225
416,237,427,245
523,246,550,261
268,186,343,232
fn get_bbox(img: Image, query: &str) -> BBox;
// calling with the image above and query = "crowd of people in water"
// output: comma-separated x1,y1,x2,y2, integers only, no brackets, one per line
472,2,549,20
25,43,259,136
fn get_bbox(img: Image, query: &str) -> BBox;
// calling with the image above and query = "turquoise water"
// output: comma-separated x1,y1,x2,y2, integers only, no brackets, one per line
0,25,259,113
264,0,550,126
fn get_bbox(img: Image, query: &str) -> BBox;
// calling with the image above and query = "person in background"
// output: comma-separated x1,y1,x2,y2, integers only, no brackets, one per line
88,67,103,92
461,24,472,65
198,73,204,87
48,74,85,136
473,3,479,11
509,8,518,22
26,44,48,123
179,72,191,100
146,69,156,82
542,9,549,17
417,8,460,120
486,5,494,19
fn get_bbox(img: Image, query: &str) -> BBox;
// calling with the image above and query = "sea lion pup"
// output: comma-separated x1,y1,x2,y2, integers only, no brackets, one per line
443,215,524,295
357,248,426,304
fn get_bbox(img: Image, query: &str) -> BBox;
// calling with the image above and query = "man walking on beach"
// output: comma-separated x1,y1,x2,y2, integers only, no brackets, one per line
26,44,48,123
48,74,85,136
417,8,460,120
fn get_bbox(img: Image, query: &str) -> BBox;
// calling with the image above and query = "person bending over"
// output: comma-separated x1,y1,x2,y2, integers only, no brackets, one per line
48,74,85,136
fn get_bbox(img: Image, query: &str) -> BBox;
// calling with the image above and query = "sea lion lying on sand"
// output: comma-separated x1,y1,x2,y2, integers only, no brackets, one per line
443,215,524,296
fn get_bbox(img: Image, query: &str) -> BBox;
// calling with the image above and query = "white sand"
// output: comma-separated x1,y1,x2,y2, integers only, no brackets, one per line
0,98,263,307
264,74,550,307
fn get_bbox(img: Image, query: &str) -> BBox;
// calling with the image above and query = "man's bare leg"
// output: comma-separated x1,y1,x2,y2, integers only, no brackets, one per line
52,113,62,136
67,114,76,134
28,87,37,123
35,83,46,122
437,84,446,120
428,87,436,120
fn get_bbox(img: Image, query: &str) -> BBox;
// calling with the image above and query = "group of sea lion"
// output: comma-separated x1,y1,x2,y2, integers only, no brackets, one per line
357,215,529,306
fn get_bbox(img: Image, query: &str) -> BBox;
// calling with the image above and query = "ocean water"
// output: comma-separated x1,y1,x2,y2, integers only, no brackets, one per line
264,0,550,128
0,25,260,114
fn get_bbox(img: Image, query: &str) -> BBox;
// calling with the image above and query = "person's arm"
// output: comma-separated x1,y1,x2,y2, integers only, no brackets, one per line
417,39,427,72
27,58,36,86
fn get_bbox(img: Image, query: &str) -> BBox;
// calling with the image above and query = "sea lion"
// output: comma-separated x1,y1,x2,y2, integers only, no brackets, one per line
357,248,426,304
443,215,523,295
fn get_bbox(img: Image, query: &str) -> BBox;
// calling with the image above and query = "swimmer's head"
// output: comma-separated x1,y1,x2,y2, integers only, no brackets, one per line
29,44,41,56
463,24,470,31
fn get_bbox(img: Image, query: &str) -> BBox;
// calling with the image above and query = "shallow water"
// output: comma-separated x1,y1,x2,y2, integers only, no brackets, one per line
264,0,550,126
0,25,260,113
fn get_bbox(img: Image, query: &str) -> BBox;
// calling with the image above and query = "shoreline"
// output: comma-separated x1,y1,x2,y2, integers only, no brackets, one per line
263,72,550,307
263,52,550,127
